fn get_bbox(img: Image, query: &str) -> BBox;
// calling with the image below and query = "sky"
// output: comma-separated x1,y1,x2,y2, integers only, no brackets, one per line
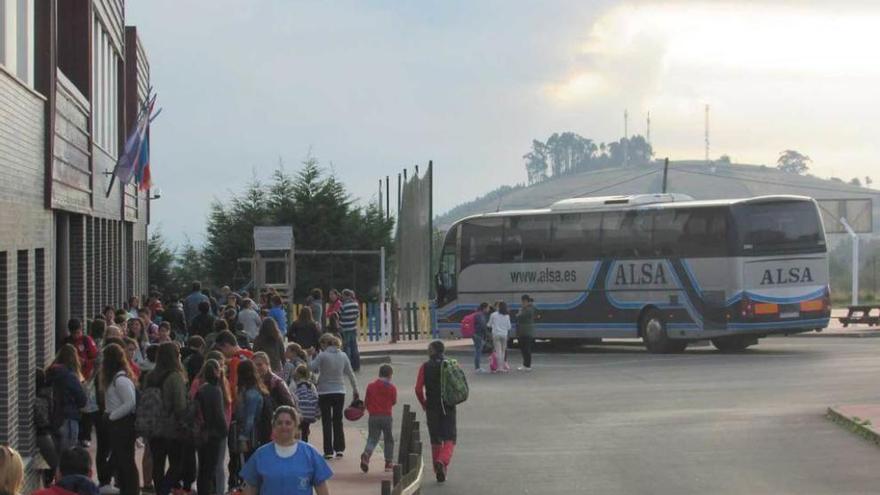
126,0,880,246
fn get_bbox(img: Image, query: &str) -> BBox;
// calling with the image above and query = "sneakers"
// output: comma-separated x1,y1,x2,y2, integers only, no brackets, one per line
98,485,120,495
517,366,532,372
335,452,344,458
324,453,334,460
360,453,370,473
475,368,487,373
434,460,446,482
384,461,394,472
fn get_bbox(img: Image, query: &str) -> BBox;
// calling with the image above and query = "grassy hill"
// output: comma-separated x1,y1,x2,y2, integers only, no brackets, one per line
436,160,880,234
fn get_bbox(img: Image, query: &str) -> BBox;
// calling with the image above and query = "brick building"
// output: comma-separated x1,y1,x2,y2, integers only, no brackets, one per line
0,0,150,485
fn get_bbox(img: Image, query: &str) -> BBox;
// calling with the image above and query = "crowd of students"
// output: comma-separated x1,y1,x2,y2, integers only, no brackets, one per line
4,281,384,495
467,294,539,373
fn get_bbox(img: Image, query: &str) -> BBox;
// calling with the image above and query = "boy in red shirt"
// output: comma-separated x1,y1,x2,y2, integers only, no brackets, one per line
360,364,397,473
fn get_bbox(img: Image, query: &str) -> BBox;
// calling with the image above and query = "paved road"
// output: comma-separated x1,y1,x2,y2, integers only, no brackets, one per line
354,338,880,495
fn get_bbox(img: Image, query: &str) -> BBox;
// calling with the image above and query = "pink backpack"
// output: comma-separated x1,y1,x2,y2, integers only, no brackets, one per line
460,311,478,338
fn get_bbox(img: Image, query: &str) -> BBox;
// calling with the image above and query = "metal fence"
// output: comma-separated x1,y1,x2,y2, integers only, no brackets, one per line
289,301,439,342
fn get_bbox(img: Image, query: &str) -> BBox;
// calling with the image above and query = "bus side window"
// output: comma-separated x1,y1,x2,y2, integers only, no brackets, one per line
461,218,503,268
603,211,651,258
553,213,601,261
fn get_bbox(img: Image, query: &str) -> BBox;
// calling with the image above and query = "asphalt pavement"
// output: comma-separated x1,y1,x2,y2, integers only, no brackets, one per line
351,337,880,495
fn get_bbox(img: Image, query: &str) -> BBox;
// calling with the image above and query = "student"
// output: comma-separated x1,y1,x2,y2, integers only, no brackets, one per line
338,289,361,372
282,343,309,386
360,364,397,473
308,289,324,332
238,299,263,343
145,343,188,495
310,333,359,459
288,307,321,355
488,302,512,373
267,296,288,338
516,295,538,371
32,446,99,495
235,360,267,462
100,344,139,495
189,301,216,339
289,366,319,442
415,341,457,482
46,345,87,452
0,445,23,495
65,319,98,380
252,352,296,410
253,319,285,373
194,359,230,495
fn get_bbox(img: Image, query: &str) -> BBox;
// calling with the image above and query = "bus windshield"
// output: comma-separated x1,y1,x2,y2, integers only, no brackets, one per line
733,200,825,255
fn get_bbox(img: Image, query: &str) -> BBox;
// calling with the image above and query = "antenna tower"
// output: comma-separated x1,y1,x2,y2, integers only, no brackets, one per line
704,104,710,163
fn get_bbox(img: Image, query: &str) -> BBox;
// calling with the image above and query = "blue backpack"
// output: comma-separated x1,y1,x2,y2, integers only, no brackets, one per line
294,381,319,424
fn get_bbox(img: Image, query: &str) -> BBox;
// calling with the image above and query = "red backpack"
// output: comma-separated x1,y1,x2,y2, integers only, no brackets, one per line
460,311,478,338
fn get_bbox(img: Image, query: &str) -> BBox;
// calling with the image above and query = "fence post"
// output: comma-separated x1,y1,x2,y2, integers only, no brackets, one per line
381,480,391,495
392,464,402,487
391,300,400,343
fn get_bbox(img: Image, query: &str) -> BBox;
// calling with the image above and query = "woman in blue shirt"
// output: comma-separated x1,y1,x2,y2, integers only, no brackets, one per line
241,405,333,495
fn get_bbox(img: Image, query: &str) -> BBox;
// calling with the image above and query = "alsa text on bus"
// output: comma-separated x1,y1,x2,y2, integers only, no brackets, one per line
760,267,813,285
510,268,578,284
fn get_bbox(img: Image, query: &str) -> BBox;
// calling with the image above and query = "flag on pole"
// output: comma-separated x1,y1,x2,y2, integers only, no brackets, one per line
135,129,151,191
106,93,158,197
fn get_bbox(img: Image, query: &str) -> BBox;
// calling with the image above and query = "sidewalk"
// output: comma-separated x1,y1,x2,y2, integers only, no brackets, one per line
359,338,472,356
827,404,880,446
310,423,392,494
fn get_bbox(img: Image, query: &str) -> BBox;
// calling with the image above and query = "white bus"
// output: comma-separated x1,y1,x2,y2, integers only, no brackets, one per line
435,194,831,352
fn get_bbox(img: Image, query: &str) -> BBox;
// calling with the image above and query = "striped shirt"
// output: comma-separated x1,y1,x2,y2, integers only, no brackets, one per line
340,299,360,333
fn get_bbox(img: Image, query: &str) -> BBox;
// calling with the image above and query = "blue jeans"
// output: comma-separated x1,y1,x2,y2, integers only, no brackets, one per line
57,419,79,452
342,331,360,371
473,334,484,370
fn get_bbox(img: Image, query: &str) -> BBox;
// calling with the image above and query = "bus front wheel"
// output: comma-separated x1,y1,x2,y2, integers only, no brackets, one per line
641,310,687,354
711,336,754,352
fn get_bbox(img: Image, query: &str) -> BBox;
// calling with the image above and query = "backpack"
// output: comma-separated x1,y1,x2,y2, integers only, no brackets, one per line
294,382,319,424
255,392,275,446
460,312,478,338
440,358,469,407
135,384,175,438
34,381,54,431
178,392,201,443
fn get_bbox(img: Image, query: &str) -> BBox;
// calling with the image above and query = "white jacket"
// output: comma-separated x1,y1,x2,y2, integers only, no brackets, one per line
488,312,512,338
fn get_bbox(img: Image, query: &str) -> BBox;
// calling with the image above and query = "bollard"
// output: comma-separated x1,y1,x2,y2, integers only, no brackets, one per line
393,464,402,487
398,405,412,470
381,480,391,495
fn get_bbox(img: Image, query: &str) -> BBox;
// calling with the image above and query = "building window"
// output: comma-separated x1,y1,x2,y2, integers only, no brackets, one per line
0,0,35,85
56,0,88,95
92,16,120,155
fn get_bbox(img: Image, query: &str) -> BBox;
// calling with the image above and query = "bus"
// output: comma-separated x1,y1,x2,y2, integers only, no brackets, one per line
434,194,831,353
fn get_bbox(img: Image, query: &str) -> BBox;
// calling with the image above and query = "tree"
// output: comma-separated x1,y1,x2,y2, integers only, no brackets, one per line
865,176,873,188
717,155,732,165
523,140,549,185
850,177,862,187
148,229,175,296
202,154,394,300
776,150,811,174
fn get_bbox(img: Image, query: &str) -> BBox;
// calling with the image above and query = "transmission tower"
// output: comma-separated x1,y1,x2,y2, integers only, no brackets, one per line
623,109,629,166
646,111,651,146
704,104,710,163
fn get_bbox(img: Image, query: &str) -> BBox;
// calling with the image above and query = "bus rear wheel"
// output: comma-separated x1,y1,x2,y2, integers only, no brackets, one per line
641,310,687,354
711,336,754,352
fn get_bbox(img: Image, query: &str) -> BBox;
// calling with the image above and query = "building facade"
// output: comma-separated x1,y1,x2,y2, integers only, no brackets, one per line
0,0,150,486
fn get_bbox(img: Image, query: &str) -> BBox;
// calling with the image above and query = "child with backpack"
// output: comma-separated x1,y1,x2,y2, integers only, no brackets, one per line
360,364,398,473
290,365,319,442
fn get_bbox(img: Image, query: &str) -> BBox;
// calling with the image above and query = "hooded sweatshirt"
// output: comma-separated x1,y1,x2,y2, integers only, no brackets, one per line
46,364,86,421
32,475,100,495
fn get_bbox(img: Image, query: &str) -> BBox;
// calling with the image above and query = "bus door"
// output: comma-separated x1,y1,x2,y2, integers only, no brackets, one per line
436,225,459,307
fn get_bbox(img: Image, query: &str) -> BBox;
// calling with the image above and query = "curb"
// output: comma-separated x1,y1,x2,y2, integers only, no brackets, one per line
826,407,880,447
360,355,392,365
785,332,880,339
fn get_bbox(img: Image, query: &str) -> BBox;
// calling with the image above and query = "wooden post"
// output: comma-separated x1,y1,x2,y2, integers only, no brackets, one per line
381,480,392,495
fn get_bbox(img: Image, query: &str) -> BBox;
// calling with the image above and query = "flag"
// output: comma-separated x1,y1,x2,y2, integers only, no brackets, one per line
135,128,151,191
106,94,157,197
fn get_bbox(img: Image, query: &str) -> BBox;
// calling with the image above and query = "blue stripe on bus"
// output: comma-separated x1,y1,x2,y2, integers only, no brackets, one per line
437,322,637,330
603,260,704,325
436,262,603,318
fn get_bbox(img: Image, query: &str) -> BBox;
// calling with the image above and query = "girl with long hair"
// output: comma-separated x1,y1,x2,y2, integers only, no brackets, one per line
253,318,285,373
488,301,512,373
235,360,267,461
145,342,188,495
195,359,231,495
100,343,139,495
0,446,24,495
288,306,321,354
46,344,86,451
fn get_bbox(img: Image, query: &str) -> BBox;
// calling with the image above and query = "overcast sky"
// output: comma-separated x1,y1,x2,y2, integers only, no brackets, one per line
127,0,879,246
